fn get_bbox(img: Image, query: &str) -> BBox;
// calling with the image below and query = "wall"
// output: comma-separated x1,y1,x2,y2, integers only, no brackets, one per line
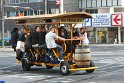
98,8,110,13
63,0,78,12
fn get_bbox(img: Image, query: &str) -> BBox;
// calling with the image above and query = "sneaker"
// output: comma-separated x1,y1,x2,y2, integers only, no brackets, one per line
49,55,54,61
58,58,64,62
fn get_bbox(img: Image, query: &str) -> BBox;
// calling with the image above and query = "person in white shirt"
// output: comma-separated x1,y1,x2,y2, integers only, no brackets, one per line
80,28,89,45
45,27,65,61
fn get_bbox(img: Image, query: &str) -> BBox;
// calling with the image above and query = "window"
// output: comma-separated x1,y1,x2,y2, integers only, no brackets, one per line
10,11,16,17
87,0,91,8
114,8,122,12
107,0,112,6
97,0,101,7
48,0,56,1
6,12,10,17
34,10,38,15
118,0,122,6
24,11,28,16
92,0,96,7
102,0,107,7
30,10,34,15
48,8,59,14
85,9,98,14
82,0,86,8
29,0,43,2
79,0,82,9
113,0,117,6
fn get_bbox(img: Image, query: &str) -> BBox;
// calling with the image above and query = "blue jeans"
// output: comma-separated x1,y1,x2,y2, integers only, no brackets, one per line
55,45,63,60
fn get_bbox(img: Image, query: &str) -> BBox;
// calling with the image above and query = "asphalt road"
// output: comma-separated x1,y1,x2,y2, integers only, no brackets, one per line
0,44,124,83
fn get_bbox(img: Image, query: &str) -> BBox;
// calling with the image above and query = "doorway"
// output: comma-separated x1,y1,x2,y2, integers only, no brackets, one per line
97,31,107,43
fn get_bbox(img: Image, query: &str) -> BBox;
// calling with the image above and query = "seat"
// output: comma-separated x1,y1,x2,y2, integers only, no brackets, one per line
32,44,39,48
38,43,47,49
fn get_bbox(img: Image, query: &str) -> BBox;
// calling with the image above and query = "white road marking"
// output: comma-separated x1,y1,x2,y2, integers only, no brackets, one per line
0,52,16,57
93,57,124,64
45,78,76,83
98,64,124,70
0,64,17,70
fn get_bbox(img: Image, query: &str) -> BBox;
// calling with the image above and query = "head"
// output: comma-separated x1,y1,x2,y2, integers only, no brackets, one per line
80,28,86,34
80,28,86,32
60,26,65,32
25,28,30,34
12,28,18,32
21,27,27,33
34,26,41,32
41,26,46,32
49,27,56,33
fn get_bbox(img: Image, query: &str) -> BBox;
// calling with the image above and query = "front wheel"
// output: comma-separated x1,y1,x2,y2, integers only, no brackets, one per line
85,60,95,73
60,61,70,76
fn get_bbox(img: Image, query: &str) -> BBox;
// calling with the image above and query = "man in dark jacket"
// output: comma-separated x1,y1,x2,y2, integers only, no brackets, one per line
39,27,47,45
29,26,41,45
28,26,41,62
11,28,19,52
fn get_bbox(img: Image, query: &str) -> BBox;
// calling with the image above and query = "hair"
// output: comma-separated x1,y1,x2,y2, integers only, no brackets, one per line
13,28,18,31
34,26,39,30
25,28,30,32
11,28,18,33
20,27,26,32
60,26,64,29
49,27,55,31
48,25,54,32
80,28,86,35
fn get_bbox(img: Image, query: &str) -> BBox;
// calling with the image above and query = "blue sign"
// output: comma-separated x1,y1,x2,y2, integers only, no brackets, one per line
83,18,92,27
92,13,111,27
0,80,5,83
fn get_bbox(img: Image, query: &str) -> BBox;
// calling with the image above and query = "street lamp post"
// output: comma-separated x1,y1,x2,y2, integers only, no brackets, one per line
1,0,4,47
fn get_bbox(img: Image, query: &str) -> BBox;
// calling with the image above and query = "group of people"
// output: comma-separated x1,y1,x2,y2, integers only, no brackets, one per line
11,25,89,62
58,26,89,45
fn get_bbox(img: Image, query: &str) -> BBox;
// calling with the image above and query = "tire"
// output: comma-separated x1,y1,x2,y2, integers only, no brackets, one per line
86,60,95,73
60,61,70,76
22,58,31,71
46,65,53,69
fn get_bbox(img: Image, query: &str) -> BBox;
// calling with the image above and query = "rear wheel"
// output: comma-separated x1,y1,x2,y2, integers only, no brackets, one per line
22,58,31,71
60,61,70,75
85,60,95,73
46,65,53,69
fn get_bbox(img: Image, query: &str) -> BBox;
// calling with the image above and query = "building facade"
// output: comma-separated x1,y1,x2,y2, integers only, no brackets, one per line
79,0,124,44
0,0,78,44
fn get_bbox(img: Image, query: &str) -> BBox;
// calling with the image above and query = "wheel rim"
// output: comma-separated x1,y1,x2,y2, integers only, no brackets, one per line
61,65,67,73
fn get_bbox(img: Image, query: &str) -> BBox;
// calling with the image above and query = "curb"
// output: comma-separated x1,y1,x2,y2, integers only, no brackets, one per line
0,48,13,51
90,44,124,46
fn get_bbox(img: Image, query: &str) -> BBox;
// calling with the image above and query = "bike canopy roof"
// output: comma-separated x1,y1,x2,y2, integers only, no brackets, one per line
5,12,92,25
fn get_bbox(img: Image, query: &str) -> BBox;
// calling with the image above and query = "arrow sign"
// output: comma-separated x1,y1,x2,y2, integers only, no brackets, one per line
113,15,121,24
112,14,122,26
56,0,60,5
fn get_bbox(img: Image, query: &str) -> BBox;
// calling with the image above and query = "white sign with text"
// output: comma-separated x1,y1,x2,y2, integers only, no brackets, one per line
92,14,111,27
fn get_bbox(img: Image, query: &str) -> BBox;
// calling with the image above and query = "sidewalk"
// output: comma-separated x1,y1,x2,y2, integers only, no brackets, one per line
0,46,13,51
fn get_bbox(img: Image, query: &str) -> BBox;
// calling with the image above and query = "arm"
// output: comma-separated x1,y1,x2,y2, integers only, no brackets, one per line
56,35,65,41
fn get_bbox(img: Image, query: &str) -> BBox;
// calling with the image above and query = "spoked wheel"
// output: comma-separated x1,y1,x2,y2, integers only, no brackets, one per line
60,61,70,76
46,65,53,69
86,60,95,73
22,58,31,71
